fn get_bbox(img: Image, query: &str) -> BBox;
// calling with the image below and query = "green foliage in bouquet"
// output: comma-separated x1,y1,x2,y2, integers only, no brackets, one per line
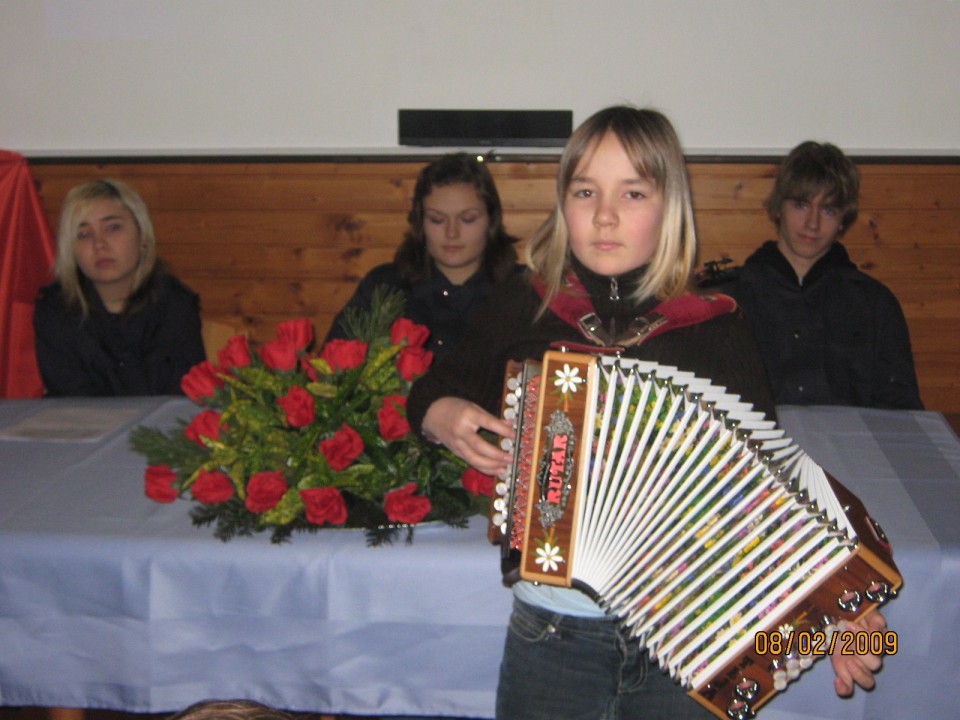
132,288,489,544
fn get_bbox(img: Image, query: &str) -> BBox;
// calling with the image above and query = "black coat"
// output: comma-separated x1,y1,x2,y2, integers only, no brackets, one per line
726,241,923,409
33,274,206,397
325,262,524,363
408,261,776,432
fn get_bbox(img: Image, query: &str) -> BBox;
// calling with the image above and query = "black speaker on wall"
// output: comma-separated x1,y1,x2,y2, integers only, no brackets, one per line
398,109,572,147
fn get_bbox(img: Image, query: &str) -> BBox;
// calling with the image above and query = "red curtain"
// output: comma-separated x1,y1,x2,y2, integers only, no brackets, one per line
0,151,56,398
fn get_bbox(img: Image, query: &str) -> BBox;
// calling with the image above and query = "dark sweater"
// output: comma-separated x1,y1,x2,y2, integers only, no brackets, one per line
33,274,206,396
726,241,923,409
408,262,776,432
325,262,524,363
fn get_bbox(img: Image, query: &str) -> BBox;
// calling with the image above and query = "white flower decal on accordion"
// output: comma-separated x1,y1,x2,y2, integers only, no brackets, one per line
535,542,565,573
554,363,585,412
554,364,583,396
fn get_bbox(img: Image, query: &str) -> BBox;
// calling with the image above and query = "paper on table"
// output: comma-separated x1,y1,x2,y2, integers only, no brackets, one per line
0,406,143,442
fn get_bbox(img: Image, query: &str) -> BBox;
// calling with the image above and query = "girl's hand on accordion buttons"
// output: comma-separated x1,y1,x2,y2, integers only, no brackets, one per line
830,610,887,697
422,397,514,476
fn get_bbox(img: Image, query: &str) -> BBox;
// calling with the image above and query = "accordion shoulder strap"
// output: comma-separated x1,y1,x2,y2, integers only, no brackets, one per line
533,272,738,349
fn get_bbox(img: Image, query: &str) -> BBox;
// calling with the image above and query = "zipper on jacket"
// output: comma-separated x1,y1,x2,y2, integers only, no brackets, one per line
608,277,621,337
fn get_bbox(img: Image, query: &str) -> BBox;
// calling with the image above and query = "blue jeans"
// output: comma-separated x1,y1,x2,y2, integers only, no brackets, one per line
495,599,713,720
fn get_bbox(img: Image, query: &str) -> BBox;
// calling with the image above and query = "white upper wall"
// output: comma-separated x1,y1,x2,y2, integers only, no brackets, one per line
2,0,959,155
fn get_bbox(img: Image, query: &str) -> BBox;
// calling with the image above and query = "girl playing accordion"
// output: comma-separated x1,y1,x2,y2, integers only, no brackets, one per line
407,105,886,720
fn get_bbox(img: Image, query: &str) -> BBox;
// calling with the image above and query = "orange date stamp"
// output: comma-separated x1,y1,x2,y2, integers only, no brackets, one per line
754,629,898,656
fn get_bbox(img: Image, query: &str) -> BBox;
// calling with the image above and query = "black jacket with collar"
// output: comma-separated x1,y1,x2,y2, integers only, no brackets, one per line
408,260,776,433
726,241,923,409
33,273,205,397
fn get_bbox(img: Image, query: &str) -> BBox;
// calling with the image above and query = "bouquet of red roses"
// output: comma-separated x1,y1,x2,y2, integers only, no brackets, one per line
131,291,490,544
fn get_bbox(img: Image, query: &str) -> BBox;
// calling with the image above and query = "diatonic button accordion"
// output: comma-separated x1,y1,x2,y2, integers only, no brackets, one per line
490,350,902,719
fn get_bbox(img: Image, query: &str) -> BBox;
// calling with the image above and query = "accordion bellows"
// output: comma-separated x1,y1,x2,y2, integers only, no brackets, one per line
491,351,901,720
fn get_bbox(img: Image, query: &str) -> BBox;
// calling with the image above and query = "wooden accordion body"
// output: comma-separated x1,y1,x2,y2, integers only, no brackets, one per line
490,350,901,719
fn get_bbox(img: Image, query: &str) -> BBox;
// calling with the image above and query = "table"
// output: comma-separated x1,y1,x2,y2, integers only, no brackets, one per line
1,398,959,719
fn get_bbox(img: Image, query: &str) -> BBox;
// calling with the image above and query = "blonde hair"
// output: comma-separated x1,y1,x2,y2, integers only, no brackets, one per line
168,700,294,720
527,106,697,315
54,178,158,316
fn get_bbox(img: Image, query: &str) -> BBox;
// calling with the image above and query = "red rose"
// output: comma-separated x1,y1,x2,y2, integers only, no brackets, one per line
300,486,348,526
462,468,496,497
145,465,178,503
277,317,315,351
320,339,368,372
218,334,252,369
245,470,288,513
384,482,432,524
259,337,299,371
319,424,364,471
377,395,410,441
183,409,223,446
181,361,225,403
397,345,433,381
191,469,235,504
390,317,430,348
276,386,316,427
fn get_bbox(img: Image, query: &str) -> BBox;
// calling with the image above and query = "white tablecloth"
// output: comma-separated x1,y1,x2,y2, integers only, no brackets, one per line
1,398,958,718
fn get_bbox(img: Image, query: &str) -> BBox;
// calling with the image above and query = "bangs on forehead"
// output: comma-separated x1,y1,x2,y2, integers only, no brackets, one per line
558,106,684,202
564,128,665,190
786,175,842,205
70,197,103,230
613,127,668,190
73,193,126,228
781,152,853,207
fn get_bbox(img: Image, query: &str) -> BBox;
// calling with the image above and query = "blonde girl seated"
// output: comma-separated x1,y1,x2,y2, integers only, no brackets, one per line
33,178,205,396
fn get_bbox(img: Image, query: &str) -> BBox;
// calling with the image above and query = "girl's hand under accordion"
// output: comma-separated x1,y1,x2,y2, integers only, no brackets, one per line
830,610,887,697
422,397,513,476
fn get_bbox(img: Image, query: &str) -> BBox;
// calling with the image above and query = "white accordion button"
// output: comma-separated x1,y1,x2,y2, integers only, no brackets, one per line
496,481,508,496
823,623,838,644
772,669,788,691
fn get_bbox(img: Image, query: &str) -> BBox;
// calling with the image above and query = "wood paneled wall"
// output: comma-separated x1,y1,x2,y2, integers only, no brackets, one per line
28,158,960,412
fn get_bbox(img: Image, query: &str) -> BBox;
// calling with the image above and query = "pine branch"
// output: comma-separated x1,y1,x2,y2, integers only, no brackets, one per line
340,286,406,342
130,425,206,468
